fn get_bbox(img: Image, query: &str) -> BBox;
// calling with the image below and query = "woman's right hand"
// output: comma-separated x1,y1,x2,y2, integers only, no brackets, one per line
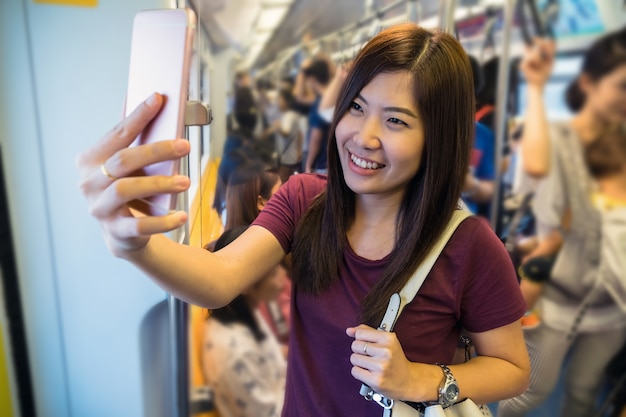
519,38,556,88
76,93,191,258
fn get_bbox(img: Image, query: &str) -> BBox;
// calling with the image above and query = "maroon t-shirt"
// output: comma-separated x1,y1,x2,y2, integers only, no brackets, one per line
253,174,526,417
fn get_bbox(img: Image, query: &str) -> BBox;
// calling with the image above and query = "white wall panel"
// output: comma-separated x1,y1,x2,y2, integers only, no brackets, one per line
1,1,184,416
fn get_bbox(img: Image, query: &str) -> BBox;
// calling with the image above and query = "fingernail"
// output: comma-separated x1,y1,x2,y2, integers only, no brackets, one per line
174,139,188,152
146,93,159,107
174,176,189,186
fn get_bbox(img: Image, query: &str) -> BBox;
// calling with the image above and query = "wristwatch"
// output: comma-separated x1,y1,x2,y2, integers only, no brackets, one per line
437,364,459,407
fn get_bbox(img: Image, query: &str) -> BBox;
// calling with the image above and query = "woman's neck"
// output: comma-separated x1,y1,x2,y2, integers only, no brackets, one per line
348,194,402,260
598,169,626,202
572,108,619,143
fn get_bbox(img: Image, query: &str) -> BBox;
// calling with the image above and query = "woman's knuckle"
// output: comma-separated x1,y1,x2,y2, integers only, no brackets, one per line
107,180,125,201
78,178,90,194
87,204,98,218
112,121,132,141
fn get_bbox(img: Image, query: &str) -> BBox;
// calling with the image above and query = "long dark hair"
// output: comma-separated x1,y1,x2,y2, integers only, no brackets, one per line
291,24,475,326
584,128,626,179
565,26,626,112
209,226,266,342
225,163,280,229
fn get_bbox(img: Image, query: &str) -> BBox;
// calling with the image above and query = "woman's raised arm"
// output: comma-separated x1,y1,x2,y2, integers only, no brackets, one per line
77,93,286,308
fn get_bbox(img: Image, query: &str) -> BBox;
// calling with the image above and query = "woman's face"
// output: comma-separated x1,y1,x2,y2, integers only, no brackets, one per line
583,64,626,124
257,177,282,211
335,71,425,199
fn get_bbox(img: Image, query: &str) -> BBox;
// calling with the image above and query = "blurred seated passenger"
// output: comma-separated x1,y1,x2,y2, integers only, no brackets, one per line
203,226,288,417
206,163,290,343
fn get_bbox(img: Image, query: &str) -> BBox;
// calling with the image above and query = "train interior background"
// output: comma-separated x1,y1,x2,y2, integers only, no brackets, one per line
1,0,626,416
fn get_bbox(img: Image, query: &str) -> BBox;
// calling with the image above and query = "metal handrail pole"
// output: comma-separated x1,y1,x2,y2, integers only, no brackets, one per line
490,0,515,231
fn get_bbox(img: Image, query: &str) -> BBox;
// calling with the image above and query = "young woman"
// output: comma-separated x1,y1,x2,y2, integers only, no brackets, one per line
499,28,626,417
78,24,529,416
203,226,288,417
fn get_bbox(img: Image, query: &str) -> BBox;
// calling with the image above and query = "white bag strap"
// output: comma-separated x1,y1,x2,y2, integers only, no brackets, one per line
361,209,472,414
396,209,472,320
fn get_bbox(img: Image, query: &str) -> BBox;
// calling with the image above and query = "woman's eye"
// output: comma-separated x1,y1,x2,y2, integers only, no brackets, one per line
388,117,407,126
350,102,363,111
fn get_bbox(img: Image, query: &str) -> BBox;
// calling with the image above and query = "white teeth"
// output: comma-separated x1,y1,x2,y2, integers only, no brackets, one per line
351,154,384,170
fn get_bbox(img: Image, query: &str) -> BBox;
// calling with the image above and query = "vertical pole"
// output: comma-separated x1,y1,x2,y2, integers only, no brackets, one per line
170,3,189,417
438,0,457,34
168,295,189,417
490,0,514,231
168,129,190,417
407,0,420,24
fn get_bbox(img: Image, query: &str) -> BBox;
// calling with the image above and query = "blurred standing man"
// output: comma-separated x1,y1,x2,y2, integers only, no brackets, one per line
293,58,332,173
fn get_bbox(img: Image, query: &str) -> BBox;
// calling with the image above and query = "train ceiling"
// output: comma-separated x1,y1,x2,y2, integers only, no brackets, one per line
193,0,487,69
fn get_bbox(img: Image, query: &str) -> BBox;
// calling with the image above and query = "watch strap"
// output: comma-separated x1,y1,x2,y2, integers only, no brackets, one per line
436,363,459,407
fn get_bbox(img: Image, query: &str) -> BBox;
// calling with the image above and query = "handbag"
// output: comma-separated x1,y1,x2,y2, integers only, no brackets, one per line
360,209,493,417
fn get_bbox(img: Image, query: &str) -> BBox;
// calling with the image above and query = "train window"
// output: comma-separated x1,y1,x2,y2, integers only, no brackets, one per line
517,53,583,120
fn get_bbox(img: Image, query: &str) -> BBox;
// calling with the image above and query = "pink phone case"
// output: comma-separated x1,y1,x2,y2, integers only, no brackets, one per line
125,8,196,215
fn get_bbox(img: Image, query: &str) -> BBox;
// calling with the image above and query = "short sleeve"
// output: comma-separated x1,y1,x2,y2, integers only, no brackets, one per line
457,218,527,332
281,111,298,133
532,124,568,229
252,174,327,253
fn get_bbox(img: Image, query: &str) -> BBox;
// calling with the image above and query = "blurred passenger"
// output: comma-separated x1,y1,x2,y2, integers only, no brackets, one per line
228,71,259,135
256,78,280,131
266,88,303,182
476,56,499,134
216,72,279,215
213,132,254,217
498,27,626,417
224,163,282,230
203,226,287,417
318,61,353,122
294,57,332,173
464,55,496,218
476,55,521,168
213,163,290,344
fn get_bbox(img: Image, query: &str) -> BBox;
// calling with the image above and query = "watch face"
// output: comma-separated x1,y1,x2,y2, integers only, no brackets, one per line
445,385,459,402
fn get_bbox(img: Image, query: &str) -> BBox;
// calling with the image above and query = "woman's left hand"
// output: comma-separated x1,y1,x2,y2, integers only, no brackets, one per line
346,324,419,401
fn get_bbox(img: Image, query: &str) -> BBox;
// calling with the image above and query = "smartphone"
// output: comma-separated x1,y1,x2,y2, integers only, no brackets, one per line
125,8,196,215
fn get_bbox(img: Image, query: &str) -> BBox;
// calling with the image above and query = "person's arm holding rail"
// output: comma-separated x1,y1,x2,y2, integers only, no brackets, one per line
519,38,556,178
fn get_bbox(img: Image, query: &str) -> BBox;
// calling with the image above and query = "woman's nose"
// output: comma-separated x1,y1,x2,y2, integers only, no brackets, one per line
353,116,381,148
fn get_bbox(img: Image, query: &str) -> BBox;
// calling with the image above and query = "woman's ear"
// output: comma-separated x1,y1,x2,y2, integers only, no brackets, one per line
257,195,266,211
578,73,594,96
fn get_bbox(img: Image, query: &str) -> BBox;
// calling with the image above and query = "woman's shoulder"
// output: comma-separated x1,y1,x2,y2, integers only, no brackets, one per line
281,173,327,201
450,214,498,246
549,120,580,148
445,214,513,270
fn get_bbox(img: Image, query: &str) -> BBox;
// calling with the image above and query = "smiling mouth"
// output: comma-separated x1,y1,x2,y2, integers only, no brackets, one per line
350,154,386,170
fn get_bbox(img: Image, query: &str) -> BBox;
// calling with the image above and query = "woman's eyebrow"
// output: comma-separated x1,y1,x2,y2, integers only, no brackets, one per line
383,106,419,119
356,94,418,119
